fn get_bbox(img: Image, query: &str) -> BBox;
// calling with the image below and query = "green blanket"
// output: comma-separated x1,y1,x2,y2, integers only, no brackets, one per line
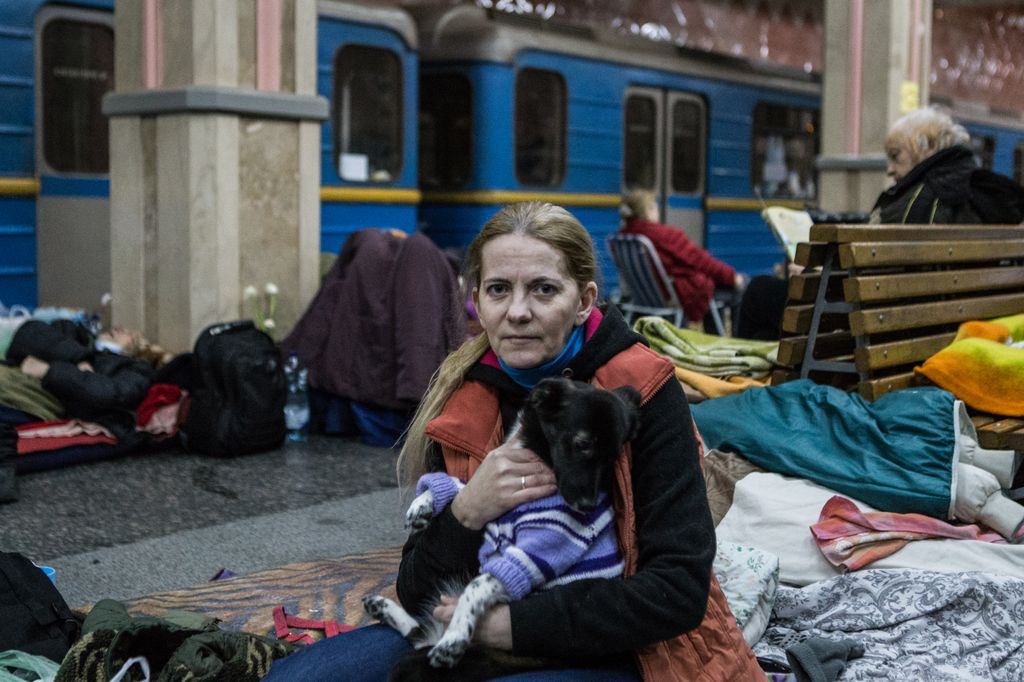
634,316,778,377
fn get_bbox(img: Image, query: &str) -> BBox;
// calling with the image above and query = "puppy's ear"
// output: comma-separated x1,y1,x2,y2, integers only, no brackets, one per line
612,386,642,441
612,385,641,411
528,377,570,416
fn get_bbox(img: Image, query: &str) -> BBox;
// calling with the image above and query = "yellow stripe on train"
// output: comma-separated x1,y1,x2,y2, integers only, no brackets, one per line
705,197,806,211
0,177,40,197
7,177,806,214
320,187,423,204
422,190,621,207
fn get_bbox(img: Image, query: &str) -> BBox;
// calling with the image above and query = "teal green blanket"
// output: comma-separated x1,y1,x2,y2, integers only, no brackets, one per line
691,380,958,518
633,316,777,377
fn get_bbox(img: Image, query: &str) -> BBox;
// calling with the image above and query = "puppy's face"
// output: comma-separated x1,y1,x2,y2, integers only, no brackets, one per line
524,378,641,513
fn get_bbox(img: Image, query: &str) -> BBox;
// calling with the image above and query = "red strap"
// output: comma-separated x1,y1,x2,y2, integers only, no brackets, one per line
272,605,356,645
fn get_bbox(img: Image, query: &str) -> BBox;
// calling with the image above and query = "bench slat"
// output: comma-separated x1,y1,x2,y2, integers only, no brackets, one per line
844,266,1024,303
794,242,830,268
853,332,957,371
788,271,847,303
971,415,998,429
839,241,1024,268
848,292,1024,335
976,419,1024,450
857,372,917,400
782,304,853,334
777,331,854,367
812,224,1024,243
771,368,800,386
781,305,814,334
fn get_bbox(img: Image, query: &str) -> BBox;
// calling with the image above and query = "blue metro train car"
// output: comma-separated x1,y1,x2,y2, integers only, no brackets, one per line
411,5,823,293
410,6,1024,294
316,2,420,256
1,1,1023,308
0,0,423,308
0,0,114,309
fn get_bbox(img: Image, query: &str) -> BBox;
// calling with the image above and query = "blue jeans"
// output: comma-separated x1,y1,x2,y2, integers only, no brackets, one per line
262,624,641,681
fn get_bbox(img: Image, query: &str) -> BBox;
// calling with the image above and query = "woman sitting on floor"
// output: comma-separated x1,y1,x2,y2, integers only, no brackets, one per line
262,201,764,681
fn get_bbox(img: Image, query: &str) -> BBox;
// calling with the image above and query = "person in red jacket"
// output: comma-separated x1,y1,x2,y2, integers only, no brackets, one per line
619,190,746,331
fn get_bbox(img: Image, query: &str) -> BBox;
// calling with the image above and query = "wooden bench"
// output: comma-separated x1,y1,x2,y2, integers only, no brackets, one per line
772,223,1024,453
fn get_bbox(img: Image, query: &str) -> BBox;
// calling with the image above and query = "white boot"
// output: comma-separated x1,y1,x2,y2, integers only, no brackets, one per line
978,493,1024,543
954,463,1024,542
957,402,1022,489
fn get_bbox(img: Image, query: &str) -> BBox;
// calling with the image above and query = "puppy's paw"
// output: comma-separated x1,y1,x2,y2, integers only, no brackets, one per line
362,594,388,621
428,636,468,668
405,492,434,531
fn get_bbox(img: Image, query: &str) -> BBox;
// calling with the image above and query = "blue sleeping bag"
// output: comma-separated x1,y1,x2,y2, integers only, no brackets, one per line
690,379,959,518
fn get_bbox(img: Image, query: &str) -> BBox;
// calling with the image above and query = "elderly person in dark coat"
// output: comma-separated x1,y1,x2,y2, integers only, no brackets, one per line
737,107,1024,341
871,106,1024,224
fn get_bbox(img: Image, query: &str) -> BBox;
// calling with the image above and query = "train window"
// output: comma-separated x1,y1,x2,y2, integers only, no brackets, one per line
515,68,565,186
1015,143,1023,186
670,99,703,194
333,45,402,183
41,18,114,174
624,95,657,190
419,74,471,189
751,103,818,200
968,135,995,171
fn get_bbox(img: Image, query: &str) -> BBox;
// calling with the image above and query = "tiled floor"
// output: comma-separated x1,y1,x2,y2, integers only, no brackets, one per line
2,434,408,607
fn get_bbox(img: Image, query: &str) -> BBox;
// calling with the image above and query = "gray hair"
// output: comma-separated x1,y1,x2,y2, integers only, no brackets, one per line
885,106,970,165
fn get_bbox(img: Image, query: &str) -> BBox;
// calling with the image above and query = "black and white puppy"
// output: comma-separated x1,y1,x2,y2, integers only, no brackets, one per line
363,377,641,682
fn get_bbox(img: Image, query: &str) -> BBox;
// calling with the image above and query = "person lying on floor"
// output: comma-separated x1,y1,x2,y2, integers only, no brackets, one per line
5,319,153,444
692,379,1024,543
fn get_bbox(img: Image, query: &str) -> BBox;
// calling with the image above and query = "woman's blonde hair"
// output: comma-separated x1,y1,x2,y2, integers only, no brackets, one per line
620,189,656,220
885,106,970,167
396,201,598,492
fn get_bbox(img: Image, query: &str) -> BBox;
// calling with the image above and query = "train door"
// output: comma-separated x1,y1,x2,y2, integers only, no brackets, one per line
623,87,706,246
34,6,113,310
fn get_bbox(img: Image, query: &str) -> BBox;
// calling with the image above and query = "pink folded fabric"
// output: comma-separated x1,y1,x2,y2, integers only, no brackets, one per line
16,432,117,455
811,495,1005,571
17,418,114,439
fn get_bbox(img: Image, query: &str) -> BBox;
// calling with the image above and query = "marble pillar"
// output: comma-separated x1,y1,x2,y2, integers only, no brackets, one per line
105,0,325,352
818,0,932,213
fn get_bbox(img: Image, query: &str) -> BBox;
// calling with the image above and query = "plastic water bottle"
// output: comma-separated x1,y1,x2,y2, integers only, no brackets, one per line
283,353,309,442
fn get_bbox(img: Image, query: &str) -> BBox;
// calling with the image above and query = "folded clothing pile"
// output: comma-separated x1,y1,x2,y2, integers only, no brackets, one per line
633,316,777,377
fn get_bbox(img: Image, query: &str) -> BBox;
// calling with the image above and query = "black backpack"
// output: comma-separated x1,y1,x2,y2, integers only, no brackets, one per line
0,552,81,662
182,320,287,457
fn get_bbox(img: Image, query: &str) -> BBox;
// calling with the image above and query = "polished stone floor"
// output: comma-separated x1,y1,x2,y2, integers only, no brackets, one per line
1,435,409,607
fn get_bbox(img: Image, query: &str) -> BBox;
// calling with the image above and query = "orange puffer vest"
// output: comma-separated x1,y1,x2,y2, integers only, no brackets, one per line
424,343,763,681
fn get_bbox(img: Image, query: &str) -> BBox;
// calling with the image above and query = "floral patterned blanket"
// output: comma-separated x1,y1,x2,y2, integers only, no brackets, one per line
754,568,1024,681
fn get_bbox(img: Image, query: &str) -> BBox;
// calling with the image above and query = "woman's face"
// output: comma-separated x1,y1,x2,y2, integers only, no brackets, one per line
885,143,917,182
474,233,597,369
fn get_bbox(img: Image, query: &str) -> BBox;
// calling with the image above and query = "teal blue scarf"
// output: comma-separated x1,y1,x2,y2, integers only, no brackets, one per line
498,324,585,389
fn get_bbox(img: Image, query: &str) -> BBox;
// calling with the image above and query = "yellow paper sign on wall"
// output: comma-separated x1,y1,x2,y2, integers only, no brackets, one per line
900,81,920,113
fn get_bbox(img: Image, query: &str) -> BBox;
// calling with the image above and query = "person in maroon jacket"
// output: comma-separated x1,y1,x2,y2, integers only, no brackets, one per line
618,190,746,332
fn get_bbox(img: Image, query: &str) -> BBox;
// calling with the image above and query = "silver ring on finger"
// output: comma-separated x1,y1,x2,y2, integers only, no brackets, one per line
520,475,527,491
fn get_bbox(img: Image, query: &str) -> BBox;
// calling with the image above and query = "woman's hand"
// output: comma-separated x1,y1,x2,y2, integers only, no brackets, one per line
433,596,513,650
450,440,557,530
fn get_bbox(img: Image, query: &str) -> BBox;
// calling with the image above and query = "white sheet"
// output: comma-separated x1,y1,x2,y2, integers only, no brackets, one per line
716,472,1024,586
